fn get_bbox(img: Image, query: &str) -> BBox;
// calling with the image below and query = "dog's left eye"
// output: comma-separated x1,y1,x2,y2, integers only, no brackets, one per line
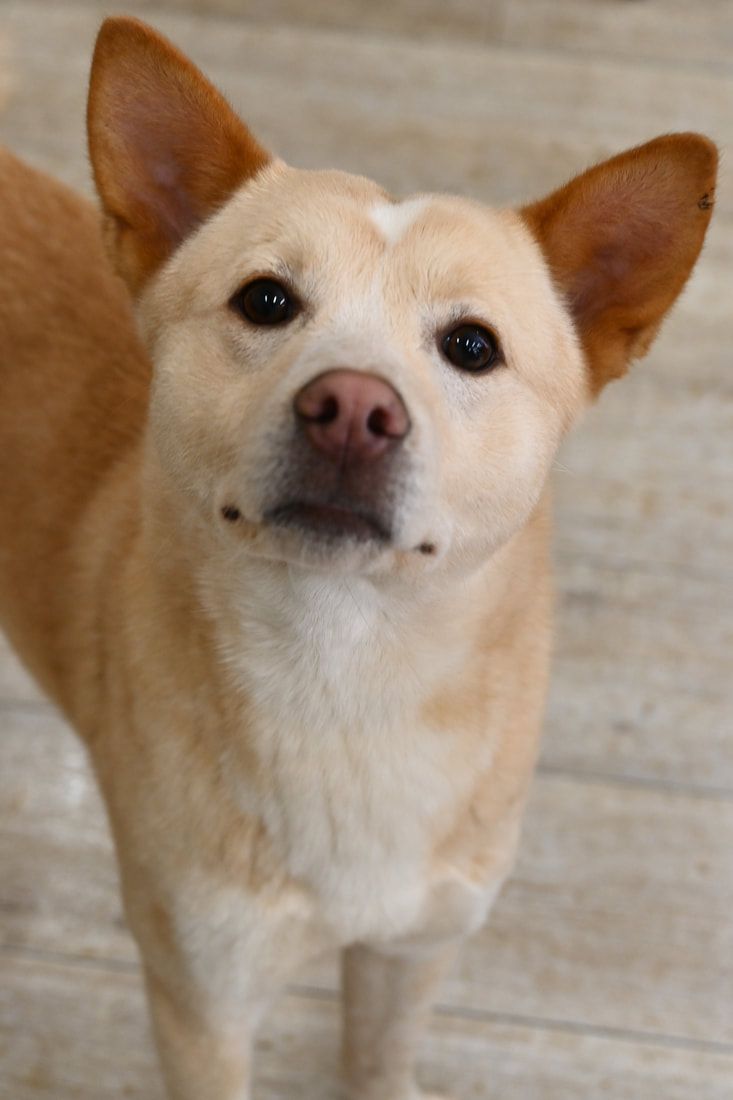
441,324,501,373
230,278,296,326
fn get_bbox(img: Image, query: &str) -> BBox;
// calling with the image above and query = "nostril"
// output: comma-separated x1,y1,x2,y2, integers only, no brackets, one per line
295,390,340,425
314,395,339,425
367,400,409,440
366,406,391,437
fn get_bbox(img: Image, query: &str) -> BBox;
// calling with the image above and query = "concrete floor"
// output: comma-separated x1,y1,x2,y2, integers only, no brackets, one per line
0,1,731,1097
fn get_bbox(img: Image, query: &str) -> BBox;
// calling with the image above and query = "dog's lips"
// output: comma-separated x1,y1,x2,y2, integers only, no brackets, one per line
264,501,391,545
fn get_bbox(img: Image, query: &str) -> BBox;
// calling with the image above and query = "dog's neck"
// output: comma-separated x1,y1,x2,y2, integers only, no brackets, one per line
203,559,484,729
135,449,531,739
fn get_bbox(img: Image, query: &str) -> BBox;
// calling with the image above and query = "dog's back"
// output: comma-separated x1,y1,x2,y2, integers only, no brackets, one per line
0,149,150,706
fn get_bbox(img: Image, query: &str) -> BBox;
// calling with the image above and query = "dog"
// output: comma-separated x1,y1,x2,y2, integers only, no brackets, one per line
0,16,717,1100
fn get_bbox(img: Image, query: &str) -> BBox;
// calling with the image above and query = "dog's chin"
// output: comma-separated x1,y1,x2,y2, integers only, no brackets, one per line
259,501,393,573
266,501,390,544
216,496,443,575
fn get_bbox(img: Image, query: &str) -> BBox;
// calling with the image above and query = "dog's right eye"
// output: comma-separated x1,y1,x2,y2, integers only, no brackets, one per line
230,278,297,326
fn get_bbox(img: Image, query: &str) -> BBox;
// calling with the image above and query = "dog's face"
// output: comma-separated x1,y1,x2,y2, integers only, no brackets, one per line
88,19,717,579
142,165,585,576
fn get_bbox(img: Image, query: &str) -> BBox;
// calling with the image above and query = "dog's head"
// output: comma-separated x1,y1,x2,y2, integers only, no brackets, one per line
87,18,717,579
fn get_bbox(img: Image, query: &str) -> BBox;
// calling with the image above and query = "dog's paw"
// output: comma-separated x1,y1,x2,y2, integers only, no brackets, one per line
350,1089,453,1100
348,1082,454,1100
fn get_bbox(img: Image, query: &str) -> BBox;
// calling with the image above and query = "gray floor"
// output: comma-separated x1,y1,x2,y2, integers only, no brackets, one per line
0,1,731,1097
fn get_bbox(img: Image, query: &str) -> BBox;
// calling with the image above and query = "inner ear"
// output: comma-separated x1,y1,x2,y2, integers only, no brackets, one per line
88,17,271,292
521,133,717,393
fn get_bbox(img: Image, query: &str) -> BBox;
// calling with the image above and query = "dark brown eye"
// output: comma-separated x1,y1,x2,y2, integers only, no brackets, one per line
231,278,296,326
442,324,500,373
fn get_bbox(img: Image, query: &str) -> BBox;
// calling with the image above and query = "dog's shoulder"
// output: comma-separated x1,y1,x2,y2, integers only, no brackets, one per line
0,148,151,706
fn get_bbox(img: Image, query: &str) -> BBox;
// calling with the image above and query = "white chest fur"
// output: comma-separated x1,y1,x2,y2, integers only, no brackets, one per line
209,566,499,947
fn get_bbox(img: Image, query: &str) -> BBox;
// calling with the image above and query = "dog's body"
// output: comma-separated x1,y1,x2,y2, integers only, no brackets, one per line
0,18,716,1100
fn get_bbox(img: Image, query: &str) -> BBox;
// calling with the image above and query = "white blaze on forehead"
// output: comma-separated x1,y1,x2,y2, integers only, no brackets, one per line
370,196,432,246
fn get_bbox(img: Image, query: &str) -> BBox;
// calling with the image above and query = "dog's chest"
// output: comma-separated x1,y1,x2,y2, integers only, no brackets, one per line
220,576,495,945
255,722,459,943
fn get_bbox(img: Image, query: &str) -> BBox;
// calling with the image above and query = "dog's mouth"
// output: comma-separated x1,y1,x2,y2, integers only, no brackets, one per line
264,501,391,545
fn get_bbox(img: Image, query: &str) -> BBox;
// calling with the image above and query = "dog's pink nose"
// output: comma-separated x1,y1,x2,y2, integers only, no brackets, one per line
294,370,410,463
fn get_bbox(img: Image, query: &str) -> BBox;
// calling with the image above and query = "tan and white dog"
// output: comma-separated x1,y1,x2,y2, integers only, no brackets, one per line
0,17,717,1100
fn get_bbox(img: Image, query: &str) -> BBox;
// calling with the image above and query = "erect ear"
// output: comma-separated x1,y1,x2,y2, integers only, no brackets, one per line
87,17,271,293
521,134,717,394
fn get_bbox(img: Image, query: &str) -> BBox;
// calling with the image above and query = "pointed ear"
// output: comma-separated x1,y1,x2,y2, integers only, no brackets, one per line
87,17,271,292
521,134,717,394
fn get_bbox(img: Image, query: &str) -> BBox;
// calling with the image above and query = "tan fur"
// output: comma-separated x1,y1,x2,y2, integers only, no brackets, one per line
522,133,717,392
0,17,717,1100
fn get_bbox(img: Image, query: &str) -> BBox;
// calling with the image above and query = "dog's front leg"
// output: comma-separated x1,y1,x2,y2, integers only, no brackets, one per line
342,943,456,1100
119,864,311,1100
143,965,254,1100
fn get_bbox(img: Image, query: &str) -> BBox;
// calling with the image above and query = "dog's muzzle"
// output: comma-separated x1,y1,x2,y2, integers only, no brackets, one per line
264,369,411,545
